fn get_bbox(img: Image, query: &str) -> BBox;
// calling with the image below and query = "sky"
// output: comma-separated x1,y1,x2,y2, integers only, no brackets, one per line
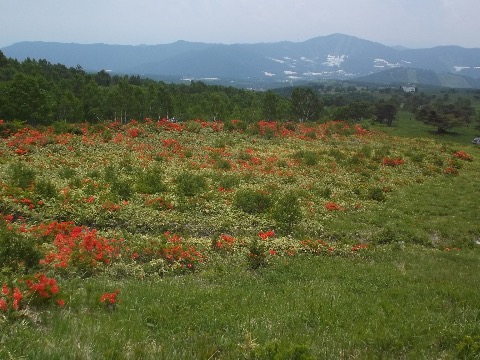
1,0,479,49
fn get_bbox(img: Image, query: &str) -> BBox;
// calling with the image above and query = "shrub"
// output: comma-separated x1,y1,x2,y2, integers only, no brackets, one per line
135,167,166,194
293,150,319,166
217,174,240,190
35,179,58,199
0,224,41,273
7,162,36,189
110,178,134,200
367,187,386,201
175,172,207,197
234,189,272,214
247,238,267,270
214,158,232,170
271,192,303,234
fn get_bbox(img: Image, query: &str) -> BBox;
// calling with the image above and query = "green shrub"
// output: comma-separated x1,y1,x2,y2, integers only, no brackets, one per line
271,192,303,234
367,187,386,201
7,162,36,189
35,178,58,199
185,120,201,133
218,175,240,190
247,238,267,270
58,166,77,180
110,178,134,200
135,167,166,194
0,224,41,273
293,150,319,166
175,172,207,197
214,158,232,170
234,189,272,214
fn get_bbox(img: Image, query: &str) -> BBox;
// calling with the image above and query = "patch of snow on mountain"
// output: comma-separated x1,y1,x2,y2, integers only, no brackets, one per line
322,55,346,67
300,56,314,63
287,75,302,79
374,58,401,68
284,71,297,75
304,72,324,76
454,66,470,72
267,57,285,64
401,60,411,64
264,72,275,76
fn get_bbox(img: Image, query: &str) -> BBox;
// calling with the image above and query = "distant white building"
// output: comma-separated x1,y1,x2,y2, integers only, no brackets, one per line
402,86,416,93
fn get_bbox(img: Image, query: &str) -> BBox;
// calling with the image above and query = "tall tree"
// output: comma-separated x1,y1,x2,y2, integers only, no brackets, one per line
1,73,54,123
291,88,321,122
415,98,474,133
262,91,279,120
375,99,399,126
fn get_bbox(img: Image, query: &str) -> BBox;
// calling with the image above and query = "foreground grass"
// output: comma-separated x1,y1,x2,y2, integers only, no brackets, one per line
2,247,479,359
1,119,479,359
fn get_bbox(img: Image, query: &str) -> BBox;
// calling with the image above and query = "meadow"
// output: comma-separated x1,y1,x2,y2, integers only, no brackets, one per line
0,117,479,359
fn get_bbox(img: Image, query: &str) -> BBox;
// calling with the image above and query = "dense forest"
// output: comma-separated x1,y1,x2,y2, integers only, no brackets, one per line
0,50,478,132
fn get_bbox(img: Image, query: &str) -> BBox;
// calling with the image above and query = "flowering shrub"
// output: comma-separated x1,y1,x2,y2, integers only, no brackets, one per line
382,157,405,166
213,234,237,252
1,274,64,316
325,202,343,211
453,150,472,161
40,226,122,275
0,285,23,312
258,230,275,240
351,243,369,252
24,273,65,307
100,289,121,310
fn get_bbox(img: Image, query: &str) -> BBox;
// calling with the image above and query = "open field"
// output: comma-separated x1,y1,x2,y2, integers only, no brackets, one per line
1,118,479,358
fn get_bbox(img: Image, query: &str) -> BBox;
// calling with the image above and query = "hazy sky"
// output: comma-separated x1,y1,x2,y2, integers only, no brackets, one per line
1,0,479,49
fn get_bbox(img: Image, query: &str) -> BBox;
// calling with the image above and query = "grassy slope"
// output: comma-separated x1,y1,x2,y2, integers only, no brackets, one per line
4,248,479,359
1,118,480,359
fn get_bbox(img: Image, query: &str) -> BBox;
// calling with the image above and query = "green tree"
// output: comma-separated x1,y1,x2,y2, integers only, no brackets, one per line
291,88,321,122
262,91,279,120
415,98,474,134
375,99,399,126
1,73,54,123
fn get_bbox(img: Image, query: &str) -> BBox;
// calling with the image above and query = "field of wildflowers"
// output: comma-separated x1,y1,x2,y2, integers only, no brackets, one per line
0,118,479,358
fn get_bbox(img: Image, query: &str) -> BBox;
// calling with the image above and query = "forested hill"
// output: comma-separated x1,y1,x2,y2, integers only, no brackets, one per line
0,50,283,124
0,50,477,131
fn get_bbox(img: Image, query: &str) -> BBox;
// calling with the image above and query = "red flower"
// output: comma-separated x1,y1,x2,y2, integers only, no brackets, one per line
453,150,472,161
258,230,275,240
100,289,120,304
382,157,404,166
0,299,7,312
325,202,342,211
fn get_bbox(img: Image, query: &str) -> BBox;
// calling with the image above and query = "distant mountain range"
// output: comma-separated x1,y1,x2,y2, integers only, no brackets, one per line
2,33,480,88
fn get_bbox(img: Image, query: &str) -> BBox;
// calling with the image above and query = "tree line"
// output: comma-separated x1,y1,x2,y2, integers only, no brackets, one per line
0,50,477,133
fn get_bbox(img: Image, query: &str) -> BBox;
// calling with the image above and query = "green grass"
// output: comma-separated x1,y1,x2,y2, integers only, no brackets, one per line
2,248,479,359
367,111,480,145
324,150,480,247
1,119,479,359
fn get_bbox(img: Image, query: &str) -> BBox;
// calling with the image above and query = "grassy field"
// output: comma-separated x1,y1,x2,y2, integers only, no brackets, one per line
1,117,479,359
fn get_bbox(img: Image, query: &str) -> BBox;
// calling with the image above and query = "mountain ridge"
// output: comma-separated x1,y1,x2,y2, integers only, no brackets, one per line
2,34,480,88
